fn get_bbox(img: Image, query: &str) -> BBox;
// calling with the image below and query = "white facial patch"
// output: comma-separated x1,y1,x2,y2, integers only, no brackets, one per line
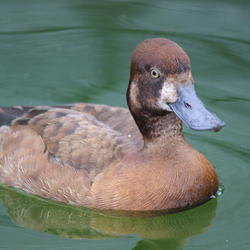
158,82,178,111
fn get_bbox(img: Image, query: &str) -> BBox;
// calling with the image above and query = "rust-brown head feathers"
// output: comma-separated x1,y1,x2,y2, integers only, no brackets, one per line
127,38,224,138
130,38,191,79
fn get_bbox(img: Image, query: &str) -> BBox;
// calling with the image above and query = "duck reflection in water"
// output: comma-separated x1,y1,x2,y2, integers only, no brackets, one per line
0,185,217,250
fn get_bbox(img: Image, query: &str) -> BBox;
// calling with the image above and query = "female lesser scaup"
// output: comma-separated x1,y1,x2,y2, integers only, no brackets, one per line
0,38,224,212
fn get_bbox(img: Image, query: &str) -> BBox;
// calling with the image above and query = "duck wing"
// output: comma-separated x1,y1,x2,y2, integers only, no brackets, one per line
0,103,142,144
0,105,142,173
56,103,143,147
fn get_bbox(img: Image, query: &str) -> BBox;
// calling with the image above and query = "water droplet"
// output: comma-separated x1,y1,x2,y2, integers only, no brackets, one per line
217,186,223,196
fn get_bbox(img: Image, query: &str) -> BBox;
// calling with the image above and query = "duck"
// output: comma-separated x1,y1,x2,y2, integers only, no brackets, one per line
0,38,224,212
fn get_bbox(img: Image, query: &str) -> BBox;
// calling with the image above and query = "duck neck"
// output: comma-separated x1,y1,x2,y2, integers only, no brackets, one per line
133,110,183,142
127,80,184,145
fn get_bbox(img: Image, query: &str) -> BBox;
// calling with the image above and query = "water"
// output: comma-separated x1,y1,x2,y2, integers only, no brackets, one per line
0,0,249,249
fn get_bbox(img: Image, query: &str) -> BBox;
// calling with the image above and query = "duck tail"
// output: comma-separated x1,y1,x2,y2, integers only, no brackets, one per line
0,106,32,126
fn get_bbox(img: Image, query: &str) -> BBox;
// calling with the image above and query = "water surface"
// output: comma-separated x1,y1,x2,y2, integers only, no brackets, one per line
0,0,249,249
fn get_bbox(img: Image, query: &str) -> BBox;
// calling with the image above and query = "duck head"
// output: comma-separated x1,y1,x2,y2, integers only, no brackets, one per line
127,38,225,137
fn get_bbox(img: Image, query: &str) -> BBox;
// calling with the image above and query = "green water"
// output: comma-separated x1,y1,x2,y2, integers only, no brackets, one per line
0,0,249,249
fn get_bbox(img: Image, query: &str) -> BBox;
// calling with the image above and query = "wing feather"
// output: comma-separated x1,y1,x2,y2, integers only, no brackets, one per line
12,108,139,177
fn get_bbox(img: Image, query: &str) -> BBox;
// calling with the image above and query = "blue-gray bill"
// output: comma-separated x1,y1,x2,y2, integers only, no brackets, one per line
169,84,225,132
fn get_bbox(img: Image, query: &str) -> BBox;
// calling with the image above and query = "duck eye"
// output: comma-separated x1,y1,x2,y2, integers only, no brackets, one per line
150,68,160,78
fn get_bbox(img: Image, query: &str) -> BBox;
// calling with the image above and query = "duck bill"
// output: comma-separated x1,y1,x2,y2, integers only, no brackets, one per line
169,84,225,132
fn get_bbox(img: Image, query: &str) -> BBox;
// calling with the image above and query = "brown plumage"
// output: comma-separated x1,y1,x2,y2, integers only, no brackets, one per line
0,38,224,212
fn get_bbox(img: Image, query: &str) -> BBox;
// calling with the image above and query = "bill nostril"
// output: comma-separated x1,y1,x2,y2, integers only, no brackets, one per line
184,102,192,109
